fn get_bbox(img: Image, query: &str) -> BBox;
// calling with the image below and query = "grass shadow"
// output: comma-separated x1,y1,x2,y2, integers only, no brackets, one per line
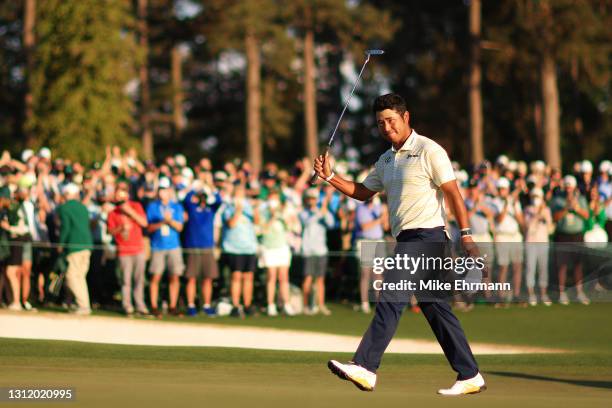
488,371,612,390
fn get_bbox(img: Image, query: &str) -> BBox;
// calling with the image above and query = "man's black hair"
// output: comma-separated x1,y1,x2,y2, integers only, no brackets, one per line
372,93,407,115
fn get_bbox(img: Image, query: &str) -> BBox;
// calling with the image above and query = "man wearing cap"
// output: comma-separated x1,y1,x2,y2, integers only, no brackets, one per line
146,178,185,317
107,181,149,316
299,187,334,316
464,180,495,299
551,175,590,305
578,160,595,197
491,177,524,305
182,181,222,317
57,183,93,315
314,93,485,395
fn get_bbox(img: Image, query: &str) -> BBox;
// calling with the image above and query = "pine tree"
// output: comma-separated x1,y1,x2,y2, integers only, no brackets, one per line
486,0,610,168
202,0,285,173
26,0,139,163
281,0,396,160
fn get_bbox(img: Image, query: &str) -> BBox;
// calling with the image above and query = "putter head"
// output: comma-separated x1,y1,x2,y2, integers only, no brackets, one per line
365,49,385,56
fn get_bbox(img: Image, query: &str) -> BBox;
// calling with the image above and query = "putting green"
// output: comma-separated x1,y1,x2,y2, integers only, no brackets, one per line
86,302,612,352
0,339,610,408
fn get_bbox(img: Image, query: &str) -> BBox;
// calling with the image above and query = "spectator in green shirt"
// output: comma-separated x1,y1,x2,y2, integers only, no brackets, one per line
57,183,93,315
551,175,590,305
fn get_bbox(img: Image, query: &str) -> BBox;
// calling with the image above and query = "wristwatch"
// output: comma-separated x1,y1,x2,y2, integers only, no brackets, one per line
460,228,472,237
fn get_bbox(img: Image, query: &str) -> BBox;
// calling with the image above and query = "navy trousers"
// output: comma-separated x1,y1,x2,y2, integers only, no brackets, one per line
352,226,479,380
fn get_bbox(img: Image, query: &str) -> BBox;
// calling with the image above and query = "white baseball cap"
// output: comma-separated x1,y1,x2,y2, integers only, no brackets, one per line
38,147,51,159
563,175,577,187
181,167,194,180
158,177,172,189
581,160,593,173
304,188,319,199
599,160,611,173
496,155,509,167
21,149,34,163
531,160,546,173
213,171,228,182
496,177,510,189
175,154,187,167
62,183,80,196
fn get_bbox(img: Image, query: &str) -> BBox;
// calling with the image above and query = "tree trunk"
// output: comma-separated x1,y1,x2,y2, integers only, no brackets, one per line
138,0,153,160
245,29,262,173
304,28,318,161
533,100,542,145
23,0,36,148
171,45,184,138
468,0,483,165
540,52,561,169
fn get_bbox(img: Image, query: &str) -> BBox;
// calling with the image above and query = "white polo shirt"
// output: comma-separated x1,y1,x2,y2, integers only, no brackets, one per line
362,130,456,237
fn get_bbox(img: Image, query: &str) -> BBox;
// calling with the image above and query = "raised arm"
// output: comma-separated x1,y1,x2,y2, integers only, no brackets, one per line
313,151,376,202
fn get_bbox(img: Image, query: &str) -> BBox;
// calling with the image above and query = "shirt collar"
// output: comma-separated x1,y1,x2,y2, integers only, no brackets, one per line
391,129,417,152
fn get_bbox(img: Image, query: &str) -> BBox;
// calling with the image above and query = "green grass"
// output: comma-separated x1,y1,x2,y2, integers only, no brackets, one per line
80,302,612,352
0,339,611,408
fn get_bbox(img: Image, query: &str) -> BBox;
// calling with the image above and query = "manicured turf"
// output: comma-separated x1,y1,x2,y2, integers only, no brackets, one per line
0,339,611,408
84,302,612,352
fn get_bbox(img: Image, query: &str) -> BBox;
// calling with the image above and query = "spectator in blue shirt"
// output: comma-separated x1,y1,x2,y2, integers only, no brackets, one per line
146,178,184,317
183,183,222,316
353,197,388,313
221,184,259,317
299,187,334,316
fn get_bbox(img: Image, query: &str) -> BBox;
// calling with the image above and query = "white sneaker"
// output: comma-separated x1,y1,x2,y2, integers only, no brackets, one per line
267,304,278,317
8,302,23,311
541,294,552,307
528,294,537,307
305,305,320,315
22,301,37,312
328,360,376,392
73,308,92,316
437,372,487,396
319,305,332,316
577,292,590,306
559,291,570,305
282,304,296,316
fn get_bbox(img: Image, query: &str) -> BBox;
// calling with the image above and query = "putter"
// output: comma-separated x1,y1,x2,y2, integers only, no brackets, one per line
309,49,384,185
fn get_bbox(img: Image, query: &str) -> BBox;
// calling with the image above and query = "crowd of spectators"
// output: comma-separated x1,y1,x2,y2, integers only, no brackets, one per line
0,147,610,318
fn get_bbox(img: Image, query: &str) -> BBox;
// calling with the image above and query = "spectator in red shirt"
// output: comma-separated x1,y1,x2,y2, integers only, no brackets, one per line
107,181,149,316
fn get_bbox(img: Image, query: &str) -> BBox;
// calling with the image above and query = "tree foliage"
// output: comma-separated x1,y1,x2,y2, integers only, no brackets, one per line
26,0,139,163
0,0,609,168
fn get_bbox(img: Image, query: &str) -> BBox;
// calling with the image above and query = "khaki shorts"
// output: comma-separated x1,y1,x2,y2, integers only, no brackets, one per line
185,249,219,279
149,248,185,276
495,233,523,267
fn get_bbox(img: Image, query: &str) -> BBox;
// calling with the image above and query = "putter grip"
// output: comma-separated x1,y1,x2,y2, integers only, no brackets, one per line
309,147,330,185
308,171,319,185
